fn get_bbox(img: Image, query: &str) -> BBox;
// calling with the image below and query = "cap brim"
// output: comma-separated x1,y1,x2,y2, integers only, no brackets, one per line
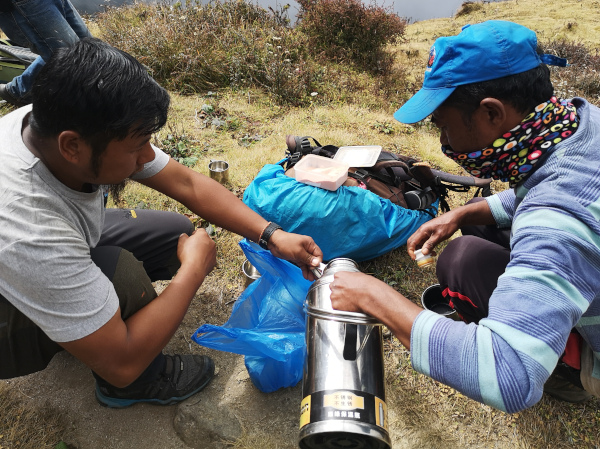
393,86,456,124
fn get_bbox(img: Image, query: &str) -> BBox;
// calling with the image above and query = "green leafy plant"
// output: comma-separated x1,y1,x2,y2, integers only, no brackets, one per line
160,129,203,167
373,121,395,134
196,104,241,131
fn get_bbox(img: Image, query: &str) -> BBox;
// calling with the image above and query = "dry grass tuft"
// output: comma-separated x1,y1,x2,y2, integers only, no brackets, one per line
455,1,485,18
0,383,68,449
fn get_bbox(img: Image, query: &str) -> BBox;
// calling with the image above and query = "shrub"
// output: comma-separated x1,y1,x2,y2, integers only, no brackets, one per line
455,1,484,18
539,39,600,103
296,0,406,74
96,0,410,106
160,128,204,167
97,0,314,104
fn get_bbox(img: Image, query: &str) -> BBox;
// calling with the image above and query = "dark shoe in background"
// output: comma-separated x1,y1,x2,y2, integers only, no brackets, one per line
0,83,29,107
95,354,215,408
544,368,592,403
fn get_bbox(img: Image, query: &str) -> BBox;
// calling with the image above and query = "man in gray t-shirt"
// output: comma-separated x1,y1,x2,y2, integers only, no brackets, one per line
0,38,324,408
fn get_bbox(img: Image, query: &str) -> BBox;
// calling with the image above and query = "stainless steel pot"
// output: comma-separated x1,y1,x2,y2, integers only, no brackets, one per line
299,258,391,449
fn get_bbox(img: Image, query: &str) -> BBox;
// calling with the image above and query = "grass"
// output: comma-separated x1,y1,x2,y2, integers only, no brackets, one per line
2,0,600,448
0,383,68,449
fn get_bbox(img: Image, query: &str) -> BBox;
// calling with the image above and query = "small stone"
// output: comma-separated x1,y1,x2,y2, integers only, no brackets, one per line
174,396,242,449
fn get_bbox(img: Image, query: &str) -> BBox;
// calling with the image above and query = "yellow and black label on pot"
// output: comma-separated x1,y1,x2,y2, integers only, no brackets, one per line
300,395,311,428
299,389,387,431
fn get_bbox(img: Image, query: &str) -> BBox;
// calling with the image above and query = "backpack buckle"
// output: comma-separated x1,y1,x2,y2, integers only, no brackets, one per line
351,168,370,182
290,152,302,165
298,138,313,154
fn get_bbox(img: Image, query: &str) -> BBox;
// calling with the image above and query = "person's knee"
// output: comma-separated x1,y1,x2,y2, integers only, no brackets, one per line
170,211,195,237
437,235,482,281
112,250,158,318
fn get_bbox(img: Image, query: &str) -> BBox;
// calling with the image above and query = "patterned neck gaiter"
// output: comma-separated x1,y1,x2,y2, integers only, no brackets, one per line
441,96,579,187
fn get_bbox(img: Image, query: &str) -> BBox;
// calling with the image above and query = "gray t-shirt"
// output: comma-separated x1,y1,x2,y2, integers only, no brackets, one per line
0,106,170,342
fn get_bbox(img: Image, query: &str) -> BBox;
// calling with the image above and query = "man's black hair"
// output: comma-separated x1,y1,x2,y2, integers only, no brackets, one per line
29,37,170,175
443,64,554,124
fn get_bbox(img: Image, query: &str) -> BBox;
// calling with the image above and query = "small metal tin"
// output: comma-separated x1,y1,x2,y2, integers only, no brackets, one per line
415,248,434,268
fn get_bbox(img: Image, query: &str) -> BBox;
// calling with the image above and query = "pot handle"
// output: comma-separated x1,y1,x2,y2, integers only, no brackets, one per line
343,323,357,361
310,262,327,279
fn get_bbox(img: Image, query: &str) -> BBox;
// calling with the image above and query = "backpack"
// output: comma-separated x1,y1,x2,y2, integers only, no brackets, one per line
281,135,492,214
242,135,493,261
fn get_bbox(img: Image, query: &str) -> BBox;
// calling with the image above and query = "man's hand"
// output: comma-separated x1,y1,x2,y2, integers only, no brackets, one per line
329,271,422,348
407,198,496,259
267,230,323,281
406,212,461,259
177,228,217,285
329,271,381,313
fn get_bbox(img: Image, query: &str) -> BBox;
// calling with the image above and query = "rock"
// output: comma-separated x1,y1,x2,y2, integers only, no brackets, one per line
174,395,243,449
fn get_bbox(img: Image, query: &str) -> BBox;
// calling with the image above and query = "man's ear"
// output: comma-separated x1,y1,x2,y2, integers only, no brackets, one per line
57,130,86,164
479,98,507,126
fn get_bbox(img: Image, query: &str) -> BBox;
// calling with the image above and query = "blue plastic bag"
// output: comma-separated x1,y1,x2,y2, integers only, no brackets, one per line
243,163,438,262
192,239,311,393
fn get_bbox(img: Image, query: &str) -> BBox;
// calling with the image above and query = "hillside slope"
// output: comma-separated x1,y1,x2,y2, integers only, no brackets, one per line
395,0,600,99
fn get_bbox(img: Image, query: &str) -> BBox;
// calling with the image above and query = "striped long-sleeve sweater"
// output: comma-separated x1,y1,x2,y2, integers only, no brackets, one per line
410,97,600,413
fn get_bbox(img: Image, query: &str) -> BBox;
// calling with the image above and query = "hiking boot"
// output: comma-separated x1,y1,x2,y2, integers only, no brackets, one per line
543,372,592,403
95,354,215,408
0,84,28,108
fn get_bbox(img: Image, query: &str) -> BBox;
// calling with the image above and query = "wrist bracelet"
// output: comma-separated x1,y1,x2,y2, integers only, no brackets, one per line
258,222,282,249
258,222,271,245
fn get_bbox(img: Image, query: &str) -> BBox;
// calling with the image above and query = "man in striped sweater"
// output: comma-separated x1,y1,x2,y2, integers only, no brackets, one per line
329,20,600,412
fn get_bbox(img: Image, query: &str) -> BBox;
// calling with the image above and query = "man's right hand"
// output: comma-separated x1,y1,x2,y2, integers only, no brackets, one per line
407,198,496,259
177,228,217,285
406,211,462,259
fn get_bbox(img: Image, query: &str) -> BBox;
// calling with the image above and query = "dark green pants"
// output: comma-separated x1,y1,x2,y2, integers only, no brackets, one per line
0,208,194,379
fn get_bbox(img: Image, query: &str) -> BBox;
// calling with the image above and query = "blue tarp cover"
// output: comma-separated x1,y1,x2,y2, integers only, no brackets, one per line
243,163,438,261
192,163,439,392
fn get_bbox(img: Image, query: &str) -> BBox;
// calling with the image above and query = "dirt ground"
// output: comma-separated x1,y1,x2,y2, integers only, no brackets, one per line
3,264,597,449
1,275,308,449
0,269,444,449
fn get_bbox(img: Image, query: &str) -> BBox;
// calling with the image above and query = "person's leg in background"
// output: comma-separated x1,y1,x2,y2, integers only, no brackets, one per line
0,0,91,105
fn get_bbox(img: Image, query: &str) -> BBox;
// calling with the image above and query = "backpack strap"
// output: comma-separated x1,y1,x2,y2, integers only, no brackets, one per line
282,135,330,170
430,169,494,188
367,159,412,185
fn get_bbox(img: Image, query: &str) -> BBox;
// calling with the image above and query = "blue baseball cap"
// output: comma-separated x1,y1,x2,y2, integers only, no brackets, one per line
394,20,567,124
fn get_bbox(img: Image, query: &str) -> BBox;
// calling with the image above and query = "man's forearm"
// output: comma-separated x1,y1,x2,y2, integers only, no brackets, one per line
140,160,269,243
451,197,496,228
361,284,422,349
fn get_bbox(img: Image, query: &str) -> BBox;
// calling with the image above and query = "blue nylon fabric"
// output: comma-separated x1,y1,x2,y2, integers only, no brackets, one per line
192,239,311,393
242,163,438,262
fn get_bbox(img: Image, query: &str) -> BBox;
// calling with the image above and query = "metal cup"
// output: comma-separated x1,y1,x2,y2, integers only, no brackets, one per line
241,259,260,287
208,160,229,184
421,284,460,321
